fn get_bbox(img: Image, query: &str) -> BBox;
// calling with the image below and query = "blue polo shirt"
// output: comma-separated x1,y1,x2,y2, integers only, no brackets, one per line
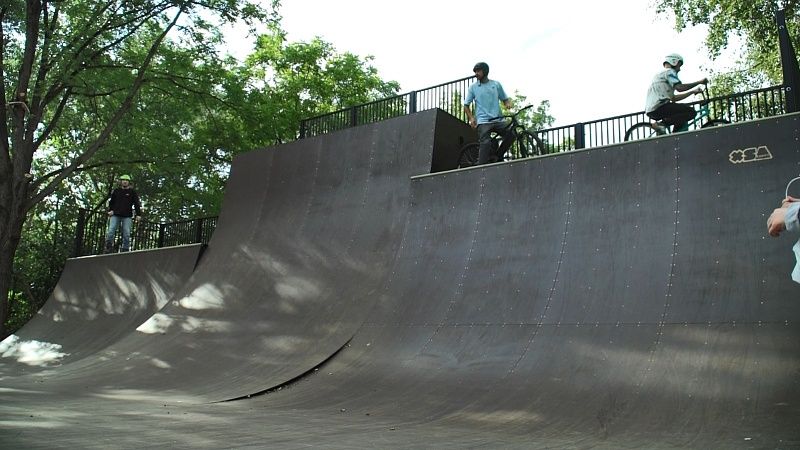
464,79,509,124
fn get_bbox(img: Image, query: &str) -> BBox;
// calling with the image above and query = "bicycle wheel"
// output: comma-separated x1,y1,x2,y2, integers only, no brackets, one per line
624,122,659,141
517,131,546,157
458,143,479,168
701,119,730,128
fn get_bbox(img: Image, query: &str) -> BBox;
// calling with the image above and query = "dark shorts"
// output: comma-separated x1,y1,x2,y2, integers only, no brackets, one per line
647,102,695,125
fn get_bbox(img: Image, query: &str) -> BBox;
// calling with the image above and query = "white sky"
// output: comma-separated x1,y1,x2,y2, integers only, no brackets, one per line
225,0,727,127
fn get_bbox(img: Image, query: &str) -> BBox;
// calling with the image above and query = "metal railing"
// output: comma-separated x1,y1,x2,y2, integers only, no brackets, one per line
539,85,787,152
301,76,787,155
73,208,217,256
73,84,788,257
300,76,474,138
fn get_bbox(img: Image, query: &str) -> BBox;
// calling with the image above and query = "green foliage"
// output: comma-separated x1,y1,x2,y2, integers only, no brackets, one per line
7,199,78,334
507,94,555,131
243,26,400,143
655,0,799,88
2,0,282,335
3,2,400,333
5,179,85,335
5,291,34,334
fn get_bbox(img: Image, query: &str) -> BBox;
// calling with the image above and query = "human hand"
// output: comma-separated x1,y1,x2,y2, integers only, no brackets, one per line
767,198,796,236
768,206,788,237
135,216,142,223
468,118,477,129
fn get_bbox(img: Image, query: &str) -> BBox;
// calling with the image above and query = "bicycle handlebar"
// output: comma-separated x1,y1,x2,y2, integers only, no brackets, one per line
698,86,712,103
487,104,534,122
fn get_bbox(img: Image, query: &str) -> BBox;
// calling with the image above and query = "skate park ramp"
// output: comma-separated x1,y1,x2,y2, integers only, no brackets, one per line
1,111,799,448
0,108,473,403
0,244,203,376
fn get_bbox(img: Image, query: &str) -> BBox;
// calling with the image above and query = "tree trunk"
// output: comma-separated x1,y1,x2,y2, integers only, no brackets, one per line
0,250,14,339
0,212,24,339
0,3,185,334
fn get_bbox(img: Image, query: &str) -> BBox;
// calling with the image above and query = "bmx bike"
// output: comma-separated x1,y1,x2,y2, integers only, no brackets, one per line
458,105,546,168
623,88,730,141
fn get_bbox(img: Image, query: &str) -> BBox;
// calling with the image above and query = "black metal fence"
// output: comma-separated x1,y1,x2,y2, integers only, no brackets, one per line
73,208,217,257
538,85,787,152
300,76,474,138
300,77,787,155
73,83,788,257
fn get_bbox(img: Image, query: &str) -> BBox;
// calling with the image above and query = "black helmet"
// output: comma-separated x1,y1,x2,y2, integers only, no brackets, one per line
473,62,489,76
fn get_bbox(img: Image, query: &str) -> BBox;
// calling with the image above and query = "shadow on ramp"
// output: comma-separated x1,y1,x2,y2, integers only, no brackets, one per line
0,244,203,376
240,114,800,447
0,109,474,403
1,112,798,448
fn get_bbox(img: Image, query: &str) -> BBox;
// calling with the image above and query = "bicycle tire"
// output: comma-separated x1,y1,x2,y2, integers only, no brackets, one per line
701,119,730,128
624,122,660,141
517,131,546,157
458,143,480,168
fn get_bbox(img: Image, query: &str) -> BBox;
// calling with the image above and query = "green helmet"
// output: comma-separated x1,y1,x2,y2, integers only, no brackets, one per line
119,174,132,181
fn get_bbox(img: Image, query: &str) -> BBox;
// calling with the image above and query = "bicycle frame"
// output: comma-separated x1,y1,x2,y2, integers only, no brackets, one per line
457,105,545,167
674,91,713,132
487,105,537,159
624,87,729,141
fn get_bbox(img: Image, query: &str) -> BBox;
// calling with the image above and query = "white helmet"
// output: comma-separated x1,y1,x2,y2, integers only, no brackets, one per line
664,53,684,67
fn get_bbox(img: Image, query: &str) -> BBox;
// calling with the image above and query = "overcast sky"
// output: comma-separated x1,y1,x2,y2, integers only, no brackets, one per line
228,0,727,127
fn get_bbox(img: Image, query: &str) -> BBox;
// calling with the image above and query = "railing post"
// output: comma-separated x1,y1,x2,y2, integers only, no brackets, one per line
777,9,800,113
408,91,417,114
349,106,358,128
194,218,204,244
574,123,585,150
73,208,87,257
157,223,166,248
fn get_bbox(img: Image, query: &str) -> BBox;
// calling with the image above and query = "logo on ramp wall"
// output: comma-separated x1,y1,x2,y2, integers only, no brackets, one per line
729,145,773,164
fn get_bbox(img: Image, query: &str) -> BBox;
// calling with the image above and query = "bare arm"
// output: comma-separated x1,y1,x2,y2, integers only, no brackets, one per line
675,77,709,92
464,105,477,128
672,90,698,102
672,77,709,101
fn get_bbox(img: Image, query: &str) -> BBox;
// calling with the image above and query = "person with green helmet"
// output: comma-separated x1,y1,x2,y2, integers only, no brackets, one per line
463,62,514,165
644,53,708,133
104,174,142,253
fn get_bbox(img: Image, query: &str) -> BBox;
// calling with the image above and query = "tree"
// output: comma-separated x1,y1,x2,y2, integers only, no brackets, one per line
655,0,799,88
0,0,277,337
241,25,401,143
4,9,403,335
507,94,555,131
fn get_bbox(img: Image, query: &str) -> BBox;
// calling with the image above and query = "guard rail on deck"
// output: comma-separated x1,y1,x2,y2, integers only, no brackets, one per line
300,76,474,138
301,78,786,154
73,209,216,257
76,85,787,257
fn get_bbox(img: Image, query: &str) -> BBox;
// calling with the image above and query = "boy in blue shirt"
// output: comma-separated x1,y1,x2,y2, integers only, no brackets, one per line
463,62,514,165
